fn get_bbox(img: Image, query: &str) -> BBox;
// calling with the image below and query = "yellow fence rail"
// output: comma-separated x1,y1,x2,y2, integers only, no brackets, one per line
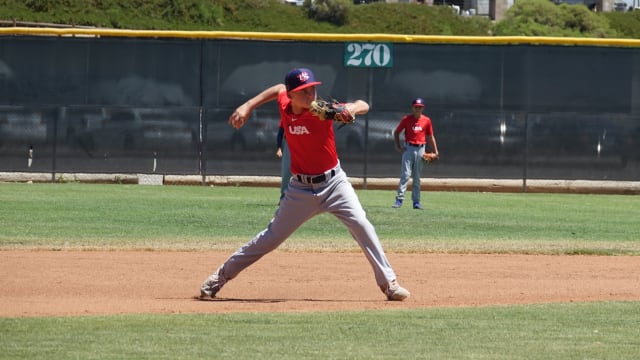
2,27,640,48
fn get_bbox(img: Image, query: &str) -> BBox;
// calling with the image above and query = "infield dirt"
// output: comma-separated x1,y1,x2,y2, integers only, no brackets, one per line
1,250,639,317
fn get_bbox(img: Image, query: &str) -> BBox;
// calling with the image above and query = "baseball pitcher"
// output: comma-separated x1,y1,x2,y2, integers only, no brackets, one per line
200,68,410,301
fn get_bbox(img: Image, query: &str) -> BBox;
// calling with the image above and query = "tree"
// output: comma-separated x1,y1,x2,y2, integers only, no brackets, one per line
493,0,618,37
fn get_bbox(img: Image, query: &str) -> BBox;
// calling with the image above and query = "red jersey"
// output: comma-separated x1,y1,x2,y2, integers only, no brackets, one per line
277,91,338,175
395,114,433,145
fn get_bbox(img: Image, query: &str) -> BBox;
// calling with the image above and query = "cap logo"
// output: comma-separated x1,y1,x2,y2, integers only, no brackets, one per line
298,71,310,83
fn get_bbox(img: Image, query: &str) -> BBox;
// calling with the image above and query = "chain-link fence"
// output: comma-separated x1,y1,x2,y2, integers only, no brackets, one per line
1,33,638,182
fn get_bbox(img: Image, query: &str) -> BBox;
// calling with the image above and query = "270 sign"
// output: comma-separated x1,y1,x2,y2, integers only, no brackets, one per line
344,43,393,68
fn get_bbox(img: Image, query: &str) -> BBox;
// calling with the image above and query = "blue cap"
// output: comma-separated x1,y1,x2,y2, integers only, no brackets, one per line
412,98,425,107
285,68,322,92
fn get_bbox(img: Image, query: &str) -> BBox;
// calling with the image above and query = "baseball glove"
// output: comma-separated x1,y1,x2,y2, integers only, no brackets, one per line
422,152,439,164
310,99,355,124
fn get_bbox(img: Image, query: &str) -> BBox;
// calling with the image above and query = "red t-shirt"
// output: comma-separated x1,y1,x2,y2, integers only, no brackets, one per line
278,91,338,175
395,114,433,145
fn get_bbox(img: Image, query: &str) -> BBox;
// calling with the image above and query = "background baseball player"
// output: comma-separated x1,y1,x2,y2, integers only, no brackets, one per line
200,67,410,301
392,98,439,210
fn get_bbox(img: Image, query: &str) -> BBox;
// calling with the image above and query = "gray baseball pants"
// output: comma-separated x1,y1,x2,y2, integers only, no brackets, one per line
396,143,425,203
217,163,398,287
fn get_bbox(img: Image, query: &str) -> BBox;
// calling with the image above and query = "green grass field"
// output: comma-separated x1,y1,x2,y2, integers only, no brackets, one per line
1,302,638,359
1,183,638,359
0,183,638,254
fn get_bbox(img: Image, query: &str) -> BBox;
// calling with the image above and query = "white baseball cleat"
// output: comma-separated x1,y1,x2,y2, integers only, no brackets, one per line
199,269,227,299
381,279,410,301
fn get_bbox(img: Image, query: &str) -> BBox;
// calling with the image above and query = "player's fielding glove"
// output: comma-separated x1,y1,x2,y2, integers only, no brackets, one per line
310,99,355,124
422,152,439,164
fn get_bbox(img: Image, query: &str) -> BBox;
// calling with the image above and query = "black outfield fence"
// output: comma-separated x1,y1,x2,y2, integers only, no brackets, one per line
1,29,638,184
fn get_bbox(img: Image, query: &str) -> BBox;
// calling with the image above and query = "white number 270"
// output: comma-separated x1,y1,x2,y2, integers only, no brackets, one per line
345,43,393,68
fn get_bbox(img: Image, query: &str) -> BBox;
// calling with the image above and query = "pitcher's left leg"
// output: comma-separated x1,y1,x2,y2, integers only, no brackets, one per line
325,175,404,292
332,190,410,301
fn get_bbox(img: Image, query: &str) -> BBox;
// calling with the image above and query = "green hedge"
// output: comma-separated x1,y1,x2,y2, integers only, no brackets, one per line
2,0,639,38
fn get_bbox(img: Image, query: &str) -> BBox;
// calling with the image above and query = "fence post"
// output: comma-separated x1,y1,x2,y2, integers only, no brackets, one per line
522,113,528,193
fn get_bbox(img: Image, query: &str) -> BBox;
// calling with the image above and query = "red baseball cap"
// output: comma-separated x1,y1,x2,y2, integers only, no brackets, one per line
285,68,322,92
412,98,425,107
